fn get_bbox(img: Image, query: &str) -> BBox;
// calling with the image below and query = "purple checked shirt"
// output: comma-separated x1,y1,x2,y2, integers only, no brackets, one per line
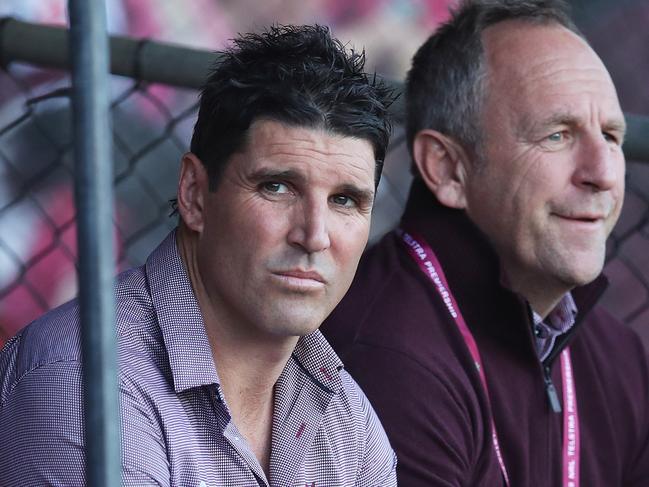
0,231,397,487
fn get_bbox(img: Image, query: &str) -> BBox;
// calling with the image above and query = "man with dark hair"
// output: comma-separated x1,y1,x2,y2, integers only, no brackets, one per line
322,1,649,485
0,25,397,486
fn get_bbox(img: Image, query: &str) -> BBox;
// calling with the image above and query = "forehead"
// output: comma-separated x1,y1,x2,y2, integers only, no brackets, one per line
238,119,376,183
481,21,623,126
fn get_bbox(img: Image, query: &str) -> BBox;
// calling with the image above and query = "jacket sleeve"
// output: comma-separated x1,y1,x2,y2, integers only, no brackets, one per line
622,333,649,486
0,361,86,486
343,343,501,487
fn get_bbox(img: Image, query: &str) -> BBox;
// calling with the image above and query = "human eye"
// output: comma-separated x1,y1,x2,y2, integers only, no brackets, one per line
261,181,290,194
538,129,571,151
546,131,565,143
330,194,357,208
602,131,621,145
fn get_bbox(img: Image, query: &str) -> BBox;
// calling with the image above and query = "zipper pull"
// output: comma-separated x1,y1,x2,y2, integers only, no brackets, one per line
544,366,562,413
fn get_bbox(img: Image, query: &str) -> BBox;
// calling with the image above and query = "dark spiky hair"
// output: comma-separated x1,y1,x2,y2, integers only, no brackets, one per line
190,24,396,190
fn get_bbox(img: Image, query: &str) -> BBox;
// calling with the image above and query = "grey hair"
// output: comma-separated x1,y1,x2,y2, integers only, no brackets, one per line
405,0,582,166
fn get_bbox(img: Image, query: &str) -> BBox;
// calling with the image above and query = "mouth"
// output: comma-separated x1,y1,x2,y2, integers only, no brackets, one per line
271,269,327,290
552,213,606,226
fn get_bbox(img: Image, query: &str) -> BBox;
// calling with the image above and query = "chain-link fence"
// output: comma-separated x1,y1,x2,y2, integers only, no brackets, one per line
0,17,648,353
0,59,199,343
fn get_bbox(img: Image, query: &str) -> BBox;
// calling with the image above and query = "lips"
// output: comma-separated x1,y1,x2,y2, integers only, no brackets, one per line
553,213,604,223
272,269,327,287
550,212,610,233
278,269,325,282
550,202,611,223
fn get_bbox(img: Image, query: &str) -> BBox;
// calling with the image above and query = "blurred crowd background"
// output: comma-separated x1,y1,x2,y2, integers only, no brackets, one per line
0,0,648,354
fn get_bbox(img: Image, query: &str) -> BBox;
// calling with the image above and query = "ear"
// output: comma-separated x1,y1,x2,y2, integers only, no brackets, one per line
177,152,209,233
412,129,469,209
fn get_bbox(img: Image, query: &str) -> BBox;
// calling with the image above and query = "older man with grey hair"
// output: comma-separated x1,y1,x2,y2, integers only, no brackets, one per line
323,1,649,485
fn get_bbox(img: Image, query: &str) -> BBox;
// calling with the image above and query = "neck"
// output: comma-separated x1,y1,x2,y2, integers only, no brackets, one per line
501,266,567,320
528,296,561,320
177,224,298,473
177,224,298,383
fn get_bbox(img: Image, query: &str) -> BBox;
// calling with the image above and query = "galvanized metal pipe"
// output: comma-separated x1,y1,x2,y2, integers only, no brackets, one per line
67,2,120,486
0,17,214,89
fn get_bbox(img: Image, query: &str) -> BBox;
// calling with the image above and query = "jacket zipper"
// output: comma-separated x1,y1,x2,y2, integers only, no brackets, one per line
543,365,562,413
540,311,583,413
529,309,574,414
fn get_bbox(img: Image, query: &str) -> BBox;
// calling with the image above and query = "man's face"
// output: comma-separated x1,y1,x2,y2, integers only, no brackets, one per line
195,119,375,339
463,21,626,304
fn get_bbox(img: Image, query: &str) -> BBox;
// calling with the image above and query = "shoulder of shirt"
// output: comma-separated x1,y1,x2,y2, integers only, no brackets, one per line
0,297,82,406
335,369,396,463
0,264,159,405
337,369,379,424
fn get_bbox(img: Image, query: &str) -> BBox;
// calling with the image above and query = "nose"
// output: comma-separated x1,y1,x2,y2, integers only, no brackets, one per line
572,132,623,192
287,197,331,254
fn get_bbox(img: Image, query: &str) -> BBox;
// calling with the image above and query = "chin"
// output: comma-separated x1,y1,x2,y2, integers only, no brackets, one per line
263,314,324,338
289,316,324,336
553,246,606,286
560,263,604,288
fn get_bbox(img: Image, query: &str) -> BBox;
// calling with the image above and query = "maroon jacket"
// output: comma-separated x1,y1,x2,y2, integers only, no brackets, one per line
322,180,649,486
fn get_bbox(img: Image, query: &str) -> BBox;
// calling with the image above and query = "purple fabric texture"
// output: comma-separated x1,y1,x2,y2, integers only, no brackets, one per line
322,180,649,486
0,231,396,487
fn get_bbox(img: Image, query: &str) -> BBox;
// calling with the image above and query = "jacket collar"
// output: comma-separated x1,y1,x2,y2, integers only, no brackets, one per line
399,179,608,358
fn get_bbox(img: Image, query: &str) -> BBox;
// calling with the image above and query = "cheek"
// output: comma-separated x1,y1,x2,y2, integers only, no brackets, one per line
237,201,291,242
344,216,370,248
614,162,626,200
466,174,509,232
331,218,369,266
503,158,559,220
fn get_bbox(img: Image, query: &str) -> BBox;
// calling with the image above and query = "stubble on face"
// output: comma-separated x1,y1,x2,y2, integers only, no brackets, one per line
463,21,625,315
193,120,376,343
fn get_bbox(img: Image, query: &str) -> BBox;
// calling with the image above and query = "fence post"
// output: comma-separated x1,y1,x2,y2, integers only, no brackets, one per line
68,1,120,485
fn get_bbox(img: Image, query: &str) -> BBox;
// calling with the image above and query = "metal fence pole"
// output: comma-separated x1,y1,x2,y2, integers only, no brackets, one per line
68,1,120,486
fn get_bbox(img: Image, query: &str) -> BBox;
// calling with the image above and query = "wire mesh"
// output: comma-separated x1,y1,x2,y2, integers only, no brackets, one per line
0,65,198,343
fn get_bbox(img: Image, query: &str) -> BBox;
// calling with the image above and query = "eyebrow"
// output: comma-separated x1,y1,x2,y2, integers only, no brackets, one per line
248,168,304,185
337,184,375,206
520,111,627,138
603,118,627,138
248,168,375,204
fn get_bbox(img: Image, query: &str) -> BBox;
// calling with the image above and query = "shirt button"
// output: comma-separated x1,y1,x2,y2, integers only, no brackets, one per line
535,325,548,338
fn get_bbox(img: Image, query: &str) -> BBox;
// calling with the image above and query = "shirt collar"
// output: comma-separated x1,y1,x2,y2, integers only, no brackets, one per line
532,292,578,334
291,330,344,395
145,230,220,393
145,230,344,395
